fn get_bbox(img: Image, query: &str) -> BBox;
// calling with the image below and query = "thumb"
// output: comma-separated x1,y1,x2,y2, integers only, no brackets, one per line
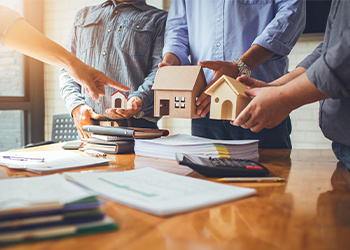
198,60,219,71
245,88,258,97
237,75,254,86
83,80,101,100
88,109,101,120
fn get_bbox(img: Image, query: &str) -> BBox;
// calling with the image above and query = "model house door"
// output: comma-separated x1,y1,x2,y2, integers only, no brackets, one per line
160,99,169,116
221,100,233,120
115,98,122,109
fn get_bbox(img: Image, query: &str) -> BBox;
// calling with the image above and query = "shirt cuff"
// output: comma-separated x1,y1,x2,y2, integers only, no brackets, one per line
253,37,292,57
163,44,190,65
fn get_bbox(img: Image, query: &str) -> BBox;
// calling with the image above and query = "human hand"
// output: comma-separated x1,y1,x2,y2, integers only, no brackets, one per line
237,75,269,88
67,62,130,100
158,62,171,68
195,60,239,117
106,96,142,120
230,86,293,132
72,104,101,138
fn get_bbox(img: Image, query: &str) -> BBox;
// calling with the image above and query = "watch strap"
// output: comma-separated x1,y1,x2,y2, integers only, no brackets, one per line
234,58,251,77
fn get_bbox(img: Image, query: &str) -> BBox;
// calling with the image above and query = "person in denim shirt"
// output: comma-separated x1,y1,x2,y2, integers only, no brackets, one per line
160,0,305,149
232,0,350,170
59,0,167,138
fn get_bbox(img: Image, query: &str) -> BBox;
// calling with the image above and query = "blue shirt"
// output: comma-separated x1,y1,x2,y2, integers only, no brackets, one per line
298,0,350,147
59,0,167,122
163,0,305,83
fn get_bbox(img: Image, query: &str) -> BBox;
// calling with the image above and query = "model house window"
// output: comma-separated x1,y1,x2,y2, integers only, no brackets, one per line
181,97,185,102
175,97,180,102
181,103,185,108
175,103,179,108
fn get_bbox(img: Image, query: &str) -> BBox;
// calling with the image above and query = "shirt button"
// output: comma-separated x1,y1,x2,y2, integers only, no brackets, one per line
107,29,111,33
217,18,221,22
216,43,221,47
136,25,140,29
115,11,118,14
103,52,106,56
97,100,101,104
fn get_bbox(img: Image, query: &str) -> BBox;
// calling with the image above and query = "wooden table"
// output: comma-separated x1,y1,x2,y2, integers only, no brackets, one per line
1,144,349,250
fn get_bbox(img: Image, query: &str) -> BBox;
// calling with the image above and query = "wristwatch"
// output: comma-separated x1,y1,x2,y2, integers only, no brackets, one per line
233,58,251,77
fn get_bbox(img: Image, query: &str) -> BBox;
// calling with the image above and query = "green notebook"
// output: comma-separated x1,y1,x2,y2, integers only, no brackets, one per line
0,217,118,246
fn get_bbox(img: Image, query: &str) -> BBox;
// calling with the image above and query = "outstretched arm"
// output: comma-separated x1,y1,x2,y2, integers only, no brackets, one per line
3,18,130,99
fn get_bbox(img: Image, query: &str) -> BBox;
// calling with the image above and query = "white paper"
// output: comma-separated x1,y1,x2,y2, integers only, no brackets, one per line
134,134,259,160
65,168,256,216
0,174,95,212
0,151,109,174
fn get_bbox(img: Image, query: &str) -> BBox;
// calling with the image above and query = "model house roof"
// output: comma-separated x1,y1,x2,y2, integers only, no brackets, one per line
111,90,129,99
152,66,206,91
205,75,249,97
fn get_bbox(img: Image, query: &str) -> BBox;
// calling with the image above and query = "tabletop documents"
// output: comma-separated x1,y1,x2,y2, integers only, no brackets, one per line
0,150,109,174
64,167,256,216
134,134,259,160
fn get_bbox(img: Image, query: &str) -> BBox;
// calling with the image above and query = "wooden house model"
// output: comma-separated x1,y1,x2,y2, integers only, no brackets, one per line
111,90,128,110
152,66,207,119
204,75,252,120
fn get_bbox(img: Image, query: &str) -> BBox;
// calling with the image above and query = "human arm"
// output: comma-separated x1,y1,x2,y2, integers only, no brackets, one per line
232,73,329,132
3,17,130,99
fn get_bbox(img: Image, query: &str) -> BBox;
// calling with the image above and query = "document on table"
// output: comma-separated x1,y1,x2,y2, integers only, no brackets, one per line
64,168,256,216
0,150,109,174
0,174,96,214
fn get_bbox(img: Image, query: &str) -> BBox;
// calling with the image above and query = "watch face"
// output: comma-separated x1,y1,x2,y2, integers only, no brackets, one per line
241,68,250,75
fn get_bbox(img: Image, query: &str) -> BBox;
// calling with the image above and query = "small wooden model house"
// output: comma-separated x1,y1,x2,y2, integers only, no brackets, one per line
152,66,207,118
111,90,128,110
204,75,252,120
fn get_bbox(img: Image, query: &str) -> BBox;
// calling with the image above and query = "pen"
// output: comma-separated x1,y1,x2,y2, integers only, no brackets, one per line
3,156,45,162
216,177,285,182
84,149,106,157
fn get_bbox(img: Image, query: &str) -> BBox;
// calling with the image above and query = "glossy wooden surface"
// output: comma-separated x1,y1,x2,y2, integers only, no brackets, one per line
1,144,349,250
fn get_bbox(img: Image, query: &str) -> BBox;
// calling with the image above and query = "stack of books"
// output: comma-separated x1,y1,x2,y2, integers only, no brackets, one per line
81,125,169,154
0,174,118,246
134,134,259,160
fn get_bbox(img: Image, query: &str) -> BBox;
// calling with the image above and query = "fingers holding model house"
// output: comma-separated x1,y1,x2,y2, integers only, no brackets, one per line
2,11,130,99
232,73,329,133
106,96,143,120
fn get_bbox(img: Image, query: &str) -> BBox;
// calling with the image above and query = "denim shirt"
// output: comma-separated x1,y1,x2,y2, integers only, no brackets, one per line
59,0,167,122
163,0,305,83
298,0,350,147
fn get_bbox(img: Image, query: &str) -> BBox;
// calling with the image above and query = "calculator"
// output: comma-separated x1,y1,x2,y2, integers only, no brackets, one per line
175,152,269,177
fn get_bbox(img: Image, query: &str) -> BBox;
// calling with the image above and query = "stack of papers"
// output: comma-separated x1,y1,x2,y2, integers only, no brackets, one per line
65,168,256,217
0,174,117,246
134,134,259,160
0,150,110,174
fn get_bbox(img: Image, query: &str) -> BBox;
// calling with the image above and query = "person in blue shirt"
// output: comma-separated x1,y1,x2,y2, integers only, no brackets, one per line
160,0,306,148
59,0,167,138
